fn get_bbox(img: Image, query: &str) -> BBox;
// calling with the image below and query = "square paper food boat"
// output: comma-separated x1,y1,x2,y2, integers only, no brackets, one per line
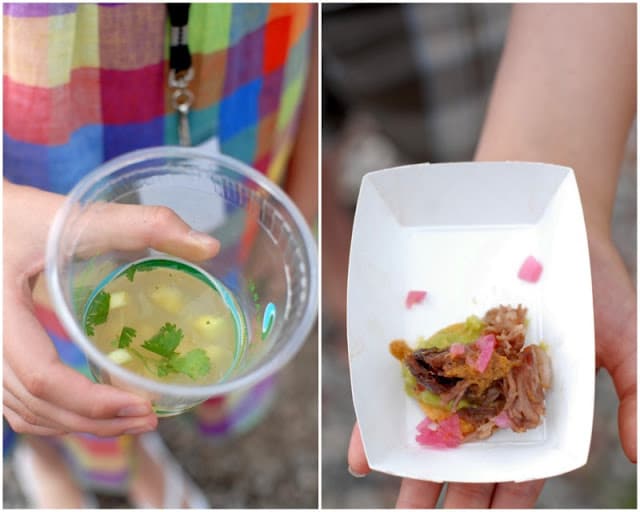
347,162,595,483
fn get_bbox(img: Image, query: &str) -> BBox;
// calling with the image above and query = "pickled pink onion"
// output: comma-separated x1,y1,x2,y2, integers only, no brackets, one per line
449,343,465,357
469,334,496,373
416,414,462,448
494,411,511,429
416,416,437,432
518,256,543,283
405,290,427,309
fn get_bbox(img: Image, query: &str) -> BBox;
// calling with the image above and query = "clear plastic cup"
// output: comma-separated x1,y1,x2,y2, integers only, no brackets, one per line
46,147,317,416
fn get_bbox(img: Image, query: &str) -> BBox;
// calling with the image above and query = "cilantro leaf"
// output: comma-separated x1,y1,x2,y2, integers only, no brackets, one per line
124,264,154,283
141,323,183,358
157,360,172,377
125,267,137,282
125,321,211,381
116,326,137,348
169,349,211,380
85,291,110,336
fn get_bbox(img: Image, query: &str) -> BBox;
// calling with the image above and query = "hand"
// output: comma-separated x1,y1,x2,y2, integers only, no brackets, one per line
348,423,544,508
347,231,636,508
3,182,220,437
589,231,636,463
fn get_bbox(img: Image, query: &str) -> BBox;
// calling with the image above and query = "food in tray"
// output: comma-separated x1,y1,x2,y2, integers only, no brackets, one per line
390,305,552,448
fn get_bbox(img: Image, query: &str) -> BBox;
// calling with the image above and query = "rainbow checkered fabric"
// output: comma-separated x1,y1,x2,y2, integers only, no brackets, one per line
3,3,313,492
3,3,312,193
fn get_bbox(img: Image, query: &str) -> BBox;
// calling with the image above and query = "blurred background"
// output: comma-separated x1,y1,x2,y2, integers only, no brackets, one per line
322,3,637,508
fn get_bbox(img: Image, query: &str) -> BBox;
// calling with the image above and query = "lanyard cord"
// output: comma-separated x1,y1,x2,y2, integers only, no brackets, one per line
167,3,191,73
167,3,193,146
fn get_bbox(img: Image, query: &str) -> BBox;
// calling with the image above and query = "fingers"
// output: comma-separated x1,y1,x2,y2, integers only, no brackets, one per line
4,300,157,437
597,304,637,462
489,479,545,508
590,238,637,462
4,372,158,437
3,404,65,437
399,480,544,509
605,329,637,462
3,387,60,431
396,478,442,509
442,483,495,508
37,363,153,421
347,423,371,476
76,203,220,261
5,359,158,437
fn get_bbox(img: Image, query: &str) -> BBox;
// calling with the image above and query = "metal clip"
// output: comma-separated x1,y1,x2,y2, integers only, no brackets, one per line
168,67,194,89
169,67,195,147
171,88,194,112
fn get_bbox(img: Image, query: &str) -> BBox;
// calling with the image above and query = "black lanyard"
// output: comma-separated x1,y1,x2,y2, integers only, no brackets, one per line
167,3,193,146
167,4,191,73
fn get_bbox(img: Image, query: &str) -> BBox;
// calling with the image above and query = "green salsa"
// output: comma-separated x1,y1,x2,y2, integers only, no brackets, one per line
416,315,485,350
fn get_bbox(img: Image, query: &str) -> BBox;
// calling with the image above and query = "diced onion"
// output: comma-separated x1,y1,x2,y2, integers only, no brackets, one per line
405,290,427,309
108,348,132,365
518,256,543,283
449,343,465,357
470,334,496,373
416,414,463,448
494,411,511,429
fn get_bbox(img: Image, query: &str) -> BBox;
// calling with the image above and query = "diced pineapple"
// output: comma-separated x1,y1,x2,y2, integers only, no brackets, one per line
108,348,132,365
193,315,224,339
204,345,233,369
109,291,128,310
150,286,183,313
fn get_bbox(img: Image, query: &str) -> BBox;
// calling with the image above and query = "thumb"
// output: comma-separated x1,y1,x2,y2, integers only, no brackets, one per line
601,315,637,463
75,203,220,261
591,239,637,463
348,422,372,477
600,322,637,463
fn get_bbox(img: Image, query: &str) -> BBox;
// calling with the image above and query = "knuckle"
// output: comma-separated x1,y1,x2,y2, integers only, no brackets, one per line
148,206,177,230
24,373,48,399
142,206,179,246
502,481,542,504
67,416,115,438
91,424,119,438
20,408,41,427
87,401,110,420
65,416,91,435
454,485,493,505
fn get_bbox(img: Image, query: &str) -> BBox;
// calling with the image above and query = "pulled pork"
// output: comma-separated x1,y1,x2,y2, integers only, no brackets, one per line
504,344,552,432
483,304,528,358
399,305,552,442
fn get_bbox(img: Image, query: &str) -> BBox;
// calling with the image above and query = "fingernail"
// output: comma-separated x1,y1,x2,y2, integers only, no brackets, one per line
188,230,218,248
348,465,367,478
117,404,151,417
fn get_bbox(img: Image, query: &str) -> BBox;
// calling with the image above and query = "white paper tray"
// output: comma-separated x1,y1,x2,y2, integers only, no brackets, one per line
347,162,595,483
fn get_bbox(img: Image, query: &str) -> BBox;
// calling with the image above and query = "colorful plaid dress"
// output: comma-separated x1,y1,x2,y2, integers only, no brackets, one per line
3,2,312,492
